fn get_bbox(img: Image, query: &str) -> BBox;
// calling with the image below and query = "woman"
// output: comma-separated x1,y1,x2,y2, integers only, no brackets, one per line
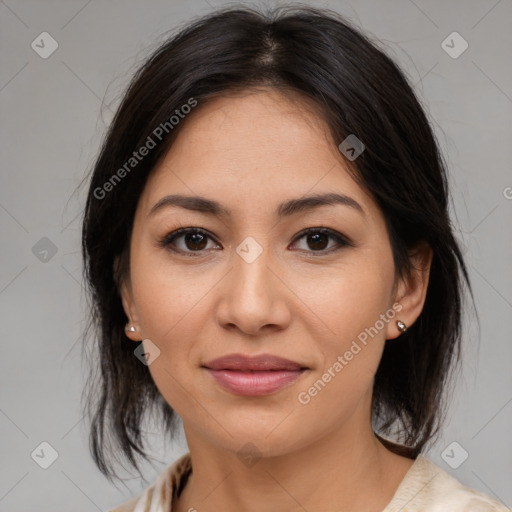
80,5,509,511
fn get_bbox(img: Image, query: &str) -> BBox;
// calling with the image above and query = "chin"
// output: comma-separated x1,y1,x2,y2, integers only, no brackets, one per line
196,412,316,458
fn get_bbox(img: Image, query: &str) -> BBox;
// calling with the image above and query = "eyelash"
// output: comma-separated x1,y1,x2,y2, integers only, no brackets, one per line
158,225,353,257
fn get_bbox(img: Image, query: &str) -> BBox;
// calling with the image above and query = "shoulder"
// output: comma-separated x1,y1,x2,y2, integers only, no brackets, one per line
108,453,192,512
385,454,510,512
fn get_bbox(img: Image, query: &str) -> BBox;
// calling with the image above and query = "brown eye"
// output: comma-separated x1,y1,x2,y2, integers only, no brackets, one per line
306,232,329,250
159,226,352,257
159,228,220,255
291,228,352,254
183,232,208,251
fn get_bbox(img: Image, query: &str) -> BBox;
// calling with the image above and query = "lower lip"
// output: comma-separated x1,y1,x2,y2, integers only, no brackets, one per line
205,369,305,396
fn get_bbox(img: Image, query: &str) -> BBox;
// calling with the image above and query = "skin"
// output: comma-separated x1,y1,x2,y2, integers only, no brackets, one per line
119,88,432,512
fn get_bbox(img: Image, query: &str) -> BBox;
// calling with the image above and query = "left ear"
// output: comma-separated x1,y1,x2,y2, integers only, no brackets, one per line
387,241,433,340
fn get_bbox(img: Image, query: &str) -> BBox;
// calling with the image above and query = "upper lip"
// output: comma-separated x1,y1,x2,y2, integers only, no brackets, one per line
202,353,307,371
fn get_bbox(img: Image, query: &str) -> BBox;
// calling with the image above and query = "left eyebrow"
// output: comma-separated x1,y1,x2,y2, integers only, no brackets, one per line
148,192,366,219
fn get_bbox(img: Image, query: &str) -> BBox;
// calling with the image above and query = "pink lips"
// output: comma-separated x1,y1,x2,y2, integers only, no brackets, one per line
202,354,307,396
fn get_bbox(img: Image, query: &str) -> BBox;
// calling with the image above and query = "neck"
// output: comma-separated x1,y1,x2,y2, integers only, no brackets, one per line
175,404,414,512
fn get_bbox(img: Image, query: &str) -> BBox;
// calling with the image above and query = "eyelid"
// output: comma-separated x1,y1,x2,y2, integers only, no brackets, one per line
158,226,220,255
158,226,353,256
290,227,354,250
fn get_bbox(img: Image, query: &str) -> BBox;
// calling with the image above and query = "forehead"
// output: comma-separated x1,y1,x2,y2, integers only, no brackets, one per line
138,89,376,220
160,88,335,165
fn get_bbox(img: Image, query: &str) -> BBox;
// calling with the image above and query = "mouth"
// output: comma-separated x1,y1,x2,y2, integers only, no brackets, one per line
201,354,309,397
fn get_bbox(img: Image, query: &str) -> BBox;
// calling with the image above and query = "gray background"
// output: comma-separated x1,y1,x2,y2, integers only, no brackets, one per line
1,0,511,510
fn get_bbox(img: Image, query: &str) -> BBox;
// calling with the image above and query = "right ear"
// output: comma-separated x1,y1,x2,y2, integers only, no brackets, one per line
114,254,142,342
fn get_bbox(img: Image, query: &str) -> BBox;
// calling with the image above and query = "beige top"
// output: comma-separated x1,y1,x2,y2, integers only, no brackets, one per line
109,453,510,511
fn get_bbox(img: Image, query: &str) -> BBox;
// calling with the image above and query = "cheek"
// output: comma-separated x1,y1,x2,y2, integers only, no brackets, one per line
297,251,395,346
128,246,222,402
129,243,210,340
296,249,395,397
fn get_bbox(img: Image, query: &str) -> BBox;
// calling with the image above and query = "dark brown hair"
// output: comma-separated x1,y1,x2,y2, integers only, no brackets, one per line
80,4,472,484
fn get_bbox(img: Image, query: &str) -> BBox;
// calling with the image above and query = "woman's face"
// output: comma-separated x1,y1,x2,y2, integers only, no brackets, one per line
120,88,419,457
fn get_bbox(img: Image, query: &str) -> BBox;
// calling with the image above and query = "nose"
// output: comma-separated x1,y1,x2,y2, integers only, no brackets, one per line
215,242,292,337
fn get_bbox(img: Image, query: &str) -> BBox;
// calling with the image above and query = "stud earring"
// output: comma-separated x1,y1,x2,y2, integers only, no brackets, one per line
396,320,407,333
125,324,136,333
